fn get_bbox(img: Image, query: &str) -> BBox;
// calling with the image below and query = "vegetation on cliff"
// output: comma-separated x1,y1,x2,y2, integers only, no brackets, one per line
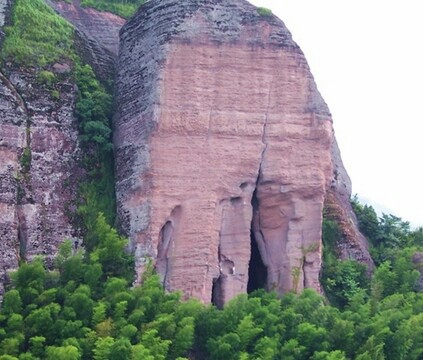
1,0,73,66
1,0,116,231
1,201,423,359
80,0,145,19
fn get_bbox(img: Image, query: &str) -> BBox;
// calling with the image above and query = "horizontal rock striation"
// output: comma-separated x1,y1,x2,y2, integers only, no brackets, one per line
49,0,125,82
116,0,372,304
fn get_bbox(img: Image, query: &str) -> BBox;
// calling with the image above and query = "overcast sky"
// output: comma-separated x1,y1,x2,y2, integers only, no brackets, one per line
249,0,423,227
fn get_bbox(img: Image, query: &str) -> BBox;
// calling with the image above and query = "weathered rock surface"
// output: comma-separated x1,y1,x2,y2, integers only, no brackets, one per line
49,0,125,82
0,60,83,293
116,0,373,304
13,66,83,261
0,0,122,295
324,139,374,270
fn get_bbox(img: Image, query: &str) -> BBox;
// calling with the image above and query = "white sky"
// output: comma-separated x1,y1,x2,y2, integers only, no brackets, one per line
249,0,423,227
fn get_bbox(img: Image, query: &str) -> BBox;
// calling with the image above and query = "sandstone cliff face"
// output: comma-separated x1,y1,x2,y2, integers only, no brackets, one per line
49,0,125,82
116,0,373,305
325,139,374,269
0,61,83,292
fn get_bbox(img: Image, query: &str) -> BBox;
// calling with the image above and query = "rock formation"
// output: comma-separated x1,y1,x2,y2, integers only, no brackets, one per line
49,0,125,82
0,0,124,295
0,62,82,293
0,0,372,304
115,0,373,305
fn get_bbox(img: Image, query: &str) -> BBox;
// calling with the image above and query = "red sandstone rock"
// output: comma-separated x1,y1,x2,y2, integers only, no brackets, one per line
116,0,373,304
49,0,125,82
50,0,124,56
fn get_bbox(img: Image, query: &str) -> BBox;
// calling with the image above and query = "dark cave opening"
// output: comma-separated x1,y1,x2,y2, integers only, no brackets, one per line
211,276,224,309
247,229,268,293
247,190,268,293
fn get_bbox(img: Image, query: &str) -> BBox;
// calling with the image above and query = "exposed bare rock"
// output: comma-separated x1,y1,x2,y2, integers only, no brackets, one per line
0,63,83,294
49,0,125,82
324,139,374,271
0,72,25,295
115,0,371,304
0,0,19,296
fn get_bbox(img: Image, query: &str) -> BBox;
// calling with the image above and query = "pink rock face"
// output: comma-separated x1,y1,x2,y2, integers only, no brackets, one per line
116,0,372,305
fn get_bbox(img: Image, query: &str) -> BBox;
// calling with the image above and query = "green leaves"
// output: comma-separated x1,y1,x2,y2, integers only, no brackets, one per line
80,0,146,19
1,0,74,66
75,64,113,155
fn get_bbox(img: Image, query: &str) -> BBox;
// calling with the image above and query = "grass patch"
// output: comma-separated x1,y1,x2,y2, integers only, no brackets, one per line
1,0,74,66
20,147,31,174
37,70,56,86
80,0,146,19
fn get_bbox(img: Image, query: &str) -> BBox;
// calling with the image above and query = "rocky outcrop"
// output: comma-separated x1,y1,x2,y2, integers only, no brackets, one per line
0,0,19,296
115,0,372,305
0,0,83,291
0,63,83,293
49,0,125,82
0,0,123,296
324,139,374,270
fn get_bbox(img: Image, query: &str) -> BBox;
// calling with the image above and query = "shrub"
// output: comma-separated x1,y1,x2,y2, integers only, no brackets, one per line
20,147,31,173
257,7,272,17
37,70,56,86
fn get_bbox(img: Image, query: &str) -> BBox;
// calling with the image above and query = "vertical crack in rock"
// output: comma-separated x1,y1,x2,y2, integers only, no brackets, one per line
0,70,27,113
247,194,268,293
211,243,224,308
247,85,272,293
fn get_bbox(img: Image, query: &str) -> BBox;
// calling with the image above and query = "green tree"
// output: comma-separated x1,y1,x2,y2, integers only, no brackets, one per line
45,345,81,360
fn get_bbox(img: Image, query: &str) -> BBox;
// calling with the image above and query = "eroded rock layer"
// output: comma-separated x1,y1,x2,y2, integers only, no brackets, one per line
116,0,372,304
0,0,84,294
49,0,125,82
0,63,83,291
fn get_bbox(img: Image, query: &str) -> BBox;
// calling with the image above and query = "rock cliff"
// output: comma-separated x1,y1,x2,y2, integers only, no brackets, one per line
0,0,372,304
0,0,123,295
115,0,373,305
0,62,83,293
49,0,125,83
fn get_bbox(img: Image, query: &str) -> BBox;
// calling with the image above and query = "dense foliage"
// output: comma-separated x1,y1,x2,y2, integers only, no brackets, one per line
80,0,146,19
1,200,423,359
1,0,74,66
